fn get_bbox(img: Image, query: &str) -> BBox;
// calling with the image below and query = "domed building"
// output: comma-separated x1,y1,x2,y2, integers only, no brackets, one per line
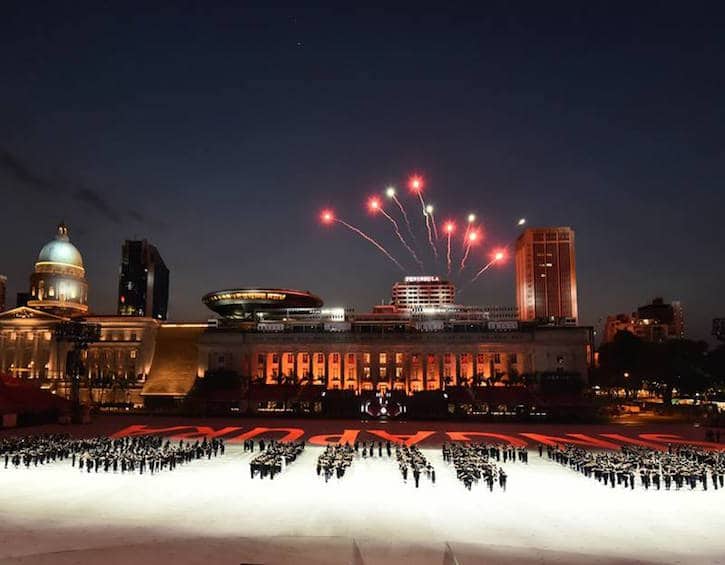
27,223,89,316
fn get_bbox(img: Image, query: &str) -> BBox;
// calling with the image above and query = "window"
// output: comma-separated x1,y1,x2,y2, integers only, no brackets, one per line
494,353,501,364
363,352,371,364
395,353,404,364
379,367,387,378
347,353,355,363
130,350,137,359
317,353,324,363
363,367,371,378
302,353,309,363
272,354,279,364
332,353,340,363
395,367,403,378
48,286,55,297
379,353,387,364
287,354,294,364
258,354,265,365
444,353,451,363
511,353,518,364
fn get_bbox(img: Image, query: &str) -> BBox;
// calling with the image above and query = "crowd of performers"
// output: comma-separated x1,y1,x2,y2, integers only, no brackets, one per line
248,440,304,479
395,444,435,487
546,443,725,491
316,444,354,481
441,442,523,491
1,433,225,474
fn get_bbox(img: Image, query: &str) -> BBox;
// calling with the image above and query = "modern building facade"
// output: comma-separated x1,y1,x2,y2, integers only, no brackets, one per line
27,223,89,317
391,276,455,311
515,227,578,324
118,240,170,320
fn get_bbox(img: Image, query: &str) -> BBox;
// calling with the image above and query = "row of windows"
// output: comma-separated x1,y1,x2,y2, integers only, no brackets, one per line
257,352,516,365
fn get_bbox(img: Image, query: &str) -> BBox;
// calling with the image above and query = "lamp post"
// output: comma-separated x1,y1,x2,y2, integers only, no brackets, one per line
54,321,101,423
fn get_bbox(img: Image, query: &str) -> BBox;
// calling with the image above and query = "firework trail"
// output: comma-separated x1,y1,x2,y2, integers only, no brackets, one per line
446,231,452,277
335,218,406,272
391,193,416,243
470,259,496,284
458,244,472,273
430,209,439,241
462,214,475,250
380,208,424,271
417,192,438,260
458,230,478,274
469,250,506,284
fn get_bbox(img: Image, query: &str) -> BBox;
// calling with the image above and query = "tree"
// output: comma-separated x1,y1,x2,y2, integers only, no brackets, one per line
596,331,646,398
647,339,709,405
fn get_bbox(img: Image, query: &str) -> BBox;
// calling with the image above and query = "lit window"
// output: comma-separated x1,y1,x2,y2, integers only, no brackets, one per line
332,353,340,363
363,352,371,363
48,286,55,297
130,350,137,359
316,353,324,363
395,353,403,364
379,353,387,364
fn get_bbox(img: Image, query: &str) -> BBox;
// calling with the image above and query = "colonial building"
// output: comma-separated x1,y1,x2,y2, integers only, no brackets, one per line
198,322,593,395
0,224,161,406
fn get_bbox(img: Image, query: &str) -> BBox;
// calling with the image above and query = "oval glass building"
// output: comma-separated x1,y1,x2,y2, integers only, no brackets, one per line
202,288,323,319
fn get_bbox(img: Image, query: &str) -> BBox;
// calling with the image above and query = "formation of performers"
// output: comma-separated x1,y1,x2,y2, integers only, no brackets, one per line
442,442,513,491
546,443,725,491
2,433,225,474
249,440,304,479
316,444,354,481
395,444,435,488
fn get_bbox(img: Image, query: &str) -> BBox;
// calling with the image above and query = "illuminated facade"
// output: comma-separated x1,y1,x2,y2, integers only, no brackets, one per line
391,276,456,311
515,227,578,324
27,223,89,316
197,320,592,395
0,307,160,402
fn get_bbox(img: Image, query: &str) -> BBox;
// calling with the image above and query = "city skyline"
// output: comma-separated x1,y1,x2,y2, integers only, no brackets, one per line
1,4,723,342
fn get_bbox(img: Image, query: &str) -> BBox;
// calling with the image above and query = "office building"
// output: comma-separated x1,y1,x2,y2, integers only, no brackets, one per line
515,227,578,324
118,240,169,320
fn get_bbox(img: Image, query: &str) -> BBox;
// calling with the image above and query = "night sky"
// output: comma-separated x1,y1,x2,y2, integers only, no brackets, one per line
1,3,723,342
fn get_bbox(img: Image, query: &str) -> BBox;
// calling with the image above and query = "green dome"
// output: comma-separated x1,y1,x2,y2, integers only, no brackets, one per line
36,223,84,269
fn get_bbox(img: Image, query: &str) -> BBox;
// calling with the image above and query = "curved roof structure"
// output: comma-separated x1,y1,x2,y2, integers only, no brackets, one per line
202,288,324,319
36,223,84,269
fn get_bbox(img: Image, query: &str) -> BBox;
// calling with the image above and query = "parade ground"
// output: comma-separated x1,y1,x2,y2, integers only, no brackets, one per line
1,416,723,564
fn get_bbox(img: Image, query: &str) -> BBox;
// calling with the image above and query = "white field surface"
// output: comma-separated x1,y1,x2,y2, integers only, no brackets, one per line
0,444,723,564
